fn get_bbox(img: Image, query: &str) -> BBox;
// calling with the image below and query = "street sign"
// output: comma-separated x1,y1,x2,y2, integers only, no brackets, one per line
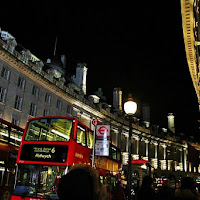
92,118,99,126
96,125,110,138
95,140,110,156
95,125,110,156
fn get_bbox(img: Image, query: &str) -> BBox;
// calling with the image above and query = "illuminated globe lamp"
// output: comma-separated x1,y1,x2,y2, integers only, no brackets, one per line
124,97,137,115
124,94,137,200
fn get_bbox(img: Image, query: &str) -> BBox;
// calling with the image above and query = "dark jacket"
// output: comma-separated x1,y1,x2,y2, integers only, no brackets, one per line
157,186,175,200
112,183,126,200
136,186,156,200
175,188,200,200
136,176,156,200
57,165,99,200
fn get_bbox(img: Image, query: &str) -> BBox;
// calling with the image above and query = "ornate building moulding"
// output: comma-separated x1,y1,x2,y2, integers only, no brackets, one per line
0,49,106,119
181,0,200,102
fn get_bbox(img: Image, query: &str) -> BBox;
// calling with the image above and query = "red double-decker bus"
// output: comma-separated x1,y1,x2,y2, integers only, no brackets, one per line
11,116,94,200
0,118,24,199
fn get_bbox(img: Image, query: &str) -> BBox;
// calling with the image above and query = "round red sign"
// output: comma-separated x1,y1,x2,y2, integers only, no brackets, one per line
98,126,108,135
92,118,99,126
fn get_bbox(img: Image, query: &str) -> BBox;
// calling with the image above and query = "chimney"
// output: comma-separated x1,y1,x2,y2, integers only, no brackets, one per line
61,54,66,68
113,88,122,111
72,63,87,95
142,103,150,122
167,113,175,133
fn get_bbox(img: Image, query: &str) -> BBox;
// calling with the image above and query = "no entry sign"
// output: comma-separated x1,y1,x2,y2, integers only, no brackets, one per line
92,118,99,126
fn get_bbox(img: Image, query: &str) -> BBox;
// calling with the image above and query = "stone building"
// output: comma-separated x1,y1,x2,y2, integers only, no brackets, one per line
0,28,199,188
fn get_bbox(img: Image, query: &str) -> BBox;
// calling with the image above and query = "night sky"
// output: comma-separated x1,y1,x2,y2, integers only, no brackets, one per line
1,1,199,137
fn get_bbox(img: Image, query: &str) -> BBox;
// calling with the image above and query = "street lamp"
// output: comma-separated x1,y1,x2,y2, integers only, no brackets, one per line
124,94,137,200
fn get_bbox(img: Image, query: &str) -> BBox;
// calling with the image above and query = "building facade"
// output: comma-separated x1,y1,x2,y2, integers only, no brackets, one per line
0,28,199,190
181,0,200,107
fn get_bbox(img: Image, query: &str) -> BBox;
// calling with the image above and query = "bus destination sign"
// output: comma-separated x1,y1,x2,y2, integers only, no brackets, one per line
20,144,68,163
33,146,55,160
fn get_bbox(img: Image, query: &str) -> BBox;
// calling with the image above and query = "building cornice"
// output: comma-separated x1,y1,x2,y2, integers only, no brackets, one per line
0,48,106,119
181,0,200,102
0,45,151,134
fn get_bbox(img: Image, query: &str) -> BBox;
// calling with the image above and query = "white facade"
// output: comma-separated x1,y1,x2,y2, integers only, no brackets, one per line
0,31,195,177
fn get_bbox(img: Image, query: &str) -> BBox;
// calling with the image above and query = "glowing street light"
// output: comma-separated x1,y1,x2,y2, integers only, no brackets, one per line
124,94,137,200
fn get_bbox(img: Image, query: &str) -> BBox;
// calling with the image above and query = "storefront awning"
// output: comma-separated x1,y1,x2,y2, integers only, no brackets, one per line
127,160,148,164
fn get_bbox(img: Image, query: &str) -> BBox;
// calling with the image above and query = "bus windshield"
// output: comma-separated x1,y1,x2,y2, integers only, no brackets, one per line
13,164,67,199
25,118,73,141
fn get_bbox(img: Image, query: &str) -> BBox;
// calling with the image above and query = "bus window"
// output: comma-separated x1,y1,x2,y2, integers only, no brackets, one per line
111,147,117,160
10,127,23,146
116,149,121,161
13,164,67,198
87,130,93,149
25,118,72,142
100,175,104,184
0,122,9,142
77,124,86,146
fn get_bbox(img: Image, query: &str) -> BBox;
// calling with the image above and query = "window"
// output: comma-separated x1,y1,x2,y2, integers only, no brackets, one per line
10,127,23,146
0,87,6,103
77,124,86,146
67,105,72,114
56,100,62,109
30,103,37,117
0,122,9,142
18,77,26,89
12,118,19,126
45,93,51,104
25,118,72,142
14,95,23,111
43,109,49,116
1,67,10,80
13,165,67,198
32,86,39,96
87,130,93,149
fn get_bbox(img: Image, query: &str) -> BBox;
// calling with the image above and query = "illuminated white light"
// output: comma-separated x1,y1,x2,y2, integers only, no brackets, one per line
160,160,167,170
0,132,8,137
51,129,69,139
0,132,21,141
124,100,137,115
10,135,21,142
141,164,147,169
194,167,196,173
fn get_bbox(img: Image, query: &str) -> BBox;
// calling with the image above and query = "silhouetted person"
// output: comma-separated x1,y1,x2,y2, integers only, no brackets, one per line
175,177,200,200
57,164,102,200
112,180,126,200
136,176,156,200
157,179,175,200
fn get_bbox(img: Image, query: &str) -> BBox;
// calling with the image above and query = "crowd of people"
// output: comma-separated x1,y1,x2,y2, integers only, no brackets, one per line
57,164,200,200
135,175,200,200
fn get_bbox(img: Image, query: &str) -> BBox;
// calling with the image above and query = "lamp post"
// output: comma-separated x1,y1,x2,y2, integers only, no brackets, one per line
124,94,137,200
